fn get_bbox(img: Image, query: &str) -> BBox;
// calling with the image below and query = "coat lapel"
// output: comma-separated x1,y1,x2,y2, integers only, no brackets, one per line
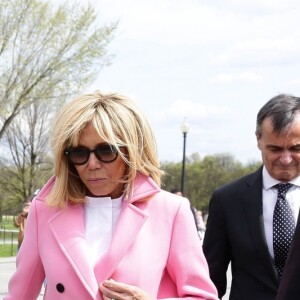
93,201,148,282
93,174,158,282
49,204,100,299
47,173,159,297
243,167,278,280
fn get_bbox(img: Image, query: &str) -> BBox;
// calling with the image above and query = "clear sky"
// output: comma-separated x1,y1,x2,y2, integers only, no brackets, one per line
87,0,300,164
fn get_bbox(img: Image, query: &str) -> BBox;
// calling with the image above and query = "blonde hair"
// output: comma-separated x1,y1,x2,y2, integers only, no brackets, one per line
47,91,163,207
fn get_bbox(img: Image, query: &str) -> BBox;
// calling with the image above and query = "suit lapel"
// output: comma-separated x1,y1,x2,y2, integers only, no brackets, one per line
94,201,148,282
49,204,99,299
243,167,278,280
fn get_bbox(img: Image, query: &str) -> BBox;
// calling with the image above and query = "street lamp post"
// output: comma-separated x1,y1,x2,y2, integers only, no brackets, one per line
180,118,189,196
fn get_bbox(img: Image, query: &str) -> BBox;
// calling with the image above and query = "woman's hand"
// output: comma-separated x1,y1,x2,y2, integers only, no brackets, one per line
99,279,152,300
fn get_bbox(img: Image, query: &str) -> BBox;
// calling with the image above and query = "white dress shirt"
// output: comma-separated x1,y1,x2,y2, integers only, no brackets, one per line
84,195,123,265
262,166,300,258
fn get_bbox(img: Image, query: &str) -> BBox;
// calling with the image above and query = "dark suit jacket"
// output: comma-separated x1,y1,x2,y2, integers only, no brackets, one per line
276,209,300,300
203,166,280,300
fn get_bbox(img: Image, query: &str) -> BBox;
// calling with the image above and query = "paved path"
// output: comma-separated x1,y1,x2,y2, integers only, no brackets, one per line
0,257,16,300
224,267,231,300
0,257,231,299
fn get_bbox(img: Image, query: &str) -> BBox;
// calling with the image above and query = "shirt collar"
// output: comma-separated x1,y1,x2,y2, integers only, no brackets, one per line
262,166,300,190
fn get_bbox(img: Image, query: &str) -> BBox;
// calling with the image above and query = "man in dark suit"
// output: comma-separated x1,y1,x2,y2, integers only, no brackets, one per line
276,218,300,300
203,94,300,300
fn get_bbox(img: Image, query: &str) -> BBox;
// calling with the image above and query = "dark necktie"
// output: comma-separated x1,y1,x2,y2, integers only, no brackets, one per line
273,183,295,278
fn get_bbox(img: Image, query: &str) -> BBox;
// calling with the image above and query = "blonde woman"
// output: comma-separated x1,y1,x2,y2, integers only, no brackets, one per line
5,91,218,300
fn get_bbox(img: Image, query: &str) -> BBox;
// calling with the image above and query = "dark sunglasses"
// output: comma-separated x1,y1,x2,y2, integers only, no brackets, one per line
64,143,119,165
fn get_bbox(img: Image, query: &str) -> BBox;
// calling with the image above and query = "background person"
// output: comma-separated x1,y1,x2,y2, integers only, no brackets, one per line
203,94,300,300
196,210,206,242
170,188,201,234
5,91,218,300
14,201,31,249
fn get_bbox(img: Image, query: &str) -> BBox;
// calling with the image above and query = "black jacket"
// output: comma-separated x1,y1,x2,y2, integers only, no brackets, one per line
203,167,280,300
276,205,300,300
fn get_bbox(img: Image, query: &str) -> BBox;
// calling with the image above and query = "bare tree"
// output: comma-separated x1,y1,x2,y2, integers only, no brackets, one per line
0,0,117,140
1,100,53,208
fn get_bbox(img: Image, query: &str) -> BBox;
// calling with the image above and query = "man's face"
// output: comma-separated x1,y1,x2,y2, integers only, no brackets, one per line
257,115,300,182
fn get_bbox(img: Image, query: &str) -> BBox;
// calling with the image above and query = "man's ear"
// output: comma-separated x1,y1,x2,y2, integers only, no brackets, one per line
256,135,261,150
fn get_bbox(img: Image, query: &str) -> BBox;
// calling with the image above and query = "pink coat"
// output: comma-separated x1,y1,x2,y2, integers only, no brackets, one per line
5,174,218,300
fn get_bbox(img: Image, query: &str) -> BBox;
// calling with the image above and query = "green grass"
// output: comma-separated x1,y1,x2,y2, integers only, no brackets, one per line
1,215,16,230
0,244,17,257
0,217,19,257
0,229,18,240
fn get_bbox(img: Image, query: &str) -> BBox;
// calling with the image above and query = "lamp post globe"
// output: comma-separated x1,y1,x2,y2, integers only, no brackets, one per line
181,118,190,134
